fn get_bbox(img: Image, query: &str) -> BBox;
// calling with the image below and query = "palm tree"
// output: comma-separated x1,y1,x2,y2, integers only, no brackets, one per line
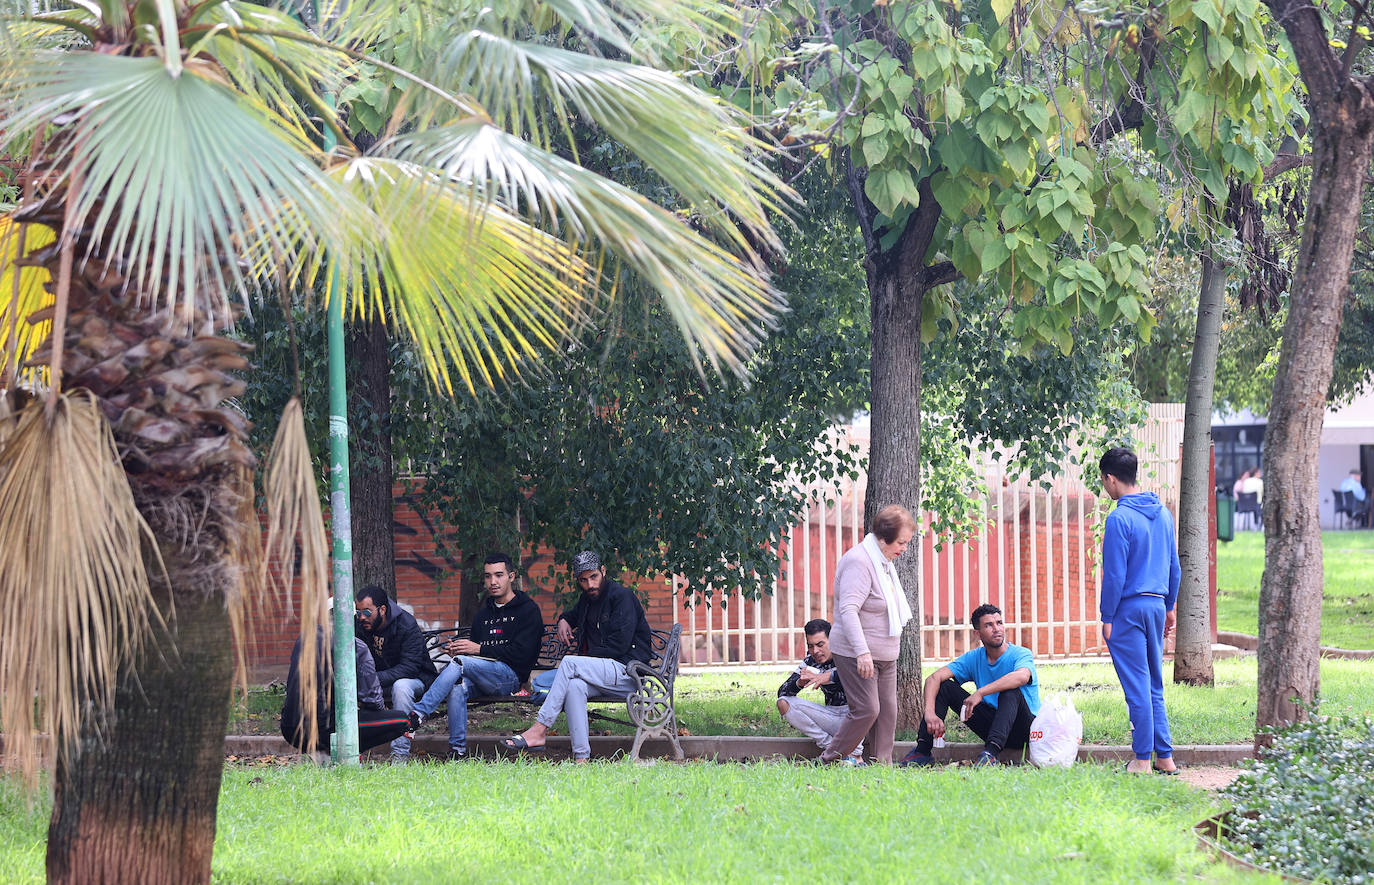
0,0,786,880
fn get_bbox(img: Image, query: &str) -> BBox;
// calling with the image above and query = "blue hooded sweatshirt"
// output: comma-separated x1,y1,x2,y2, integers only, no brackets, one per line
1100,491,1181,624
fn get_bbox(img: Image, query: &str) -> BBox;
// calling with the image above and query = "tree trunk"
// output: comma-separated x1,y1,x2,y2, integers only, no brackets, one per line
1255,69,1374,739
872,267,925,733
347,317,396,602
847,155,938,734
46,567,235,884
1174,251,1224,685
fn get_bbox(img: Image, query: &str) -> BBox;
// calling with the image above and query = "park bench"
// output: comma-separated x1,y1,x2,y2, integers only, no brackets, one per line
421,623,684,761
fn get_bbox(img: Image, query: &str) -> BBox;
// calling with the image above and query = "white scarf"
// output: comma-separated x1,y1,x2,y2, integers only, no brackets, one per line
862,532,913,637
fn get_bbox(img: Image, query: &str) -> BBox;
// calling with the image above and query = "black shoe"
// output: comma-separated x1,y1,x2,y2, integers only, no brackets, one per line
972,750,998,767
898,749,935,767
445,749,468,762
408,710,424,731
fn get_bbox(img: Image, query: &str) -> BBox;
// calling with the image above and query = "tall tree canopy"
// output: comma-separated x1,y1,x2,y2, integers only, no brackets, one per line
691,0,1294,725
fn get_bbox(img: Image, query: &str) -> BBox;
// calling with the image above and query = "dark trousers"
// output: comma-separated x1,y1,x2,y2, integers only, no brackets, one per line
914,679,1034,755
284,707,412,754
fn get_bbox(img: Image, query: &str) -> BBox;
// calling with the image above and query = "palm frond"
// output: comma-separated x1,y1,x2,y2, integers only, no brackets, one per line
320,156,596,393
389,124,783,376
262,397,329,753
185,2,360,145
0,215,55,384
329,0,736,65
423,31,790,250
0,53,373,325
0,391,163,785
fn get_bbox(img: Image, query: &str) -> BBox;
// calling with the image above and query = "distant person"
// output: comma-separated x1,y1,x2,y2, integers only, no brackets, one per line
281,631,411,754
776,619,861,764
899,604,1039,767
1340,468,1370,526
407,553,544,760
1231,468,1252,498
1098,447,1180,775
818,504,917,765
1340,468,1367,502
355,585,437,762
1240,466,1264,503
502,551,653,762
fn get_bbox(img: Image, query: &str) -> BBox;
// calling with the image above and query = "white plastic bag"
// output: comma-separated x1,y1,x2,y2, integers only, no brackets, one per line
1028,693,1082,768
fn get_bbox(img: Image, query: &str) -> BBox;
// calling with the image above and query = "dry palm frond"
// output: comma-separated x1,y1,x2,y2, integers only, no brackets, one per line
0,390,164,787
224,462,263,704
261,397,330,751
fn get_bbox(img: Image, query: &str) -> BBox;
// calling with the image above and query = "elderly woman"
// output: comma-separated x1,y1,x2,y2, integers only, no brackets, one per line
818,504,917,764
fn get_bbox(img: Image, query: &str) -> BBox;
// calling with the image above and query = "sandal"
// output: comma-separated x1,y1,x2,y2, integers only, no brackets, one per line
1152,761,1182,775
500,734,546,752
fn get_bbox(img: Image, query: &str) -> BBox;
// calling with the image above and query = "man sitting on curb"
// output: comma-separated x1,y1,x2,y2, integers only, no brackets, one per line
281,630,411,756
501,550,653,762
899,603,1039,768
407,552,544,760
777,619,862,764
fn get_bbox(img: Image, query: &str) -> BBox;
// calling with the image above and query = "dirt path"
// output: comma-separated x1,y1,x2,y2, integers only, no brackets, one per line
1178,765,1242,790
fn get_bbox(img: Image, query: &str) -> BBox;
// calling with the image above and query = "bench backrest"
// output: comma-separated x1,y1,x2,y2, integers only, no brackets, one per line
425,623,682,685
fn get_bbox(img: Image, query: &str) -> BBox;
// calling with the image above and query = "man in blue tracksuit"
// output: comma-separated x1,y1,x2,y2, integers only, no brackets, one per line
1099,447,1181,775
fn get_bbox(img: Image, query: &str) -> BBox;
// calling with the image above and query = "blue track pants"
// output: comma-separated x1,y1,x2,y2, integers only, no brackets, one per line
1106,594,1173,760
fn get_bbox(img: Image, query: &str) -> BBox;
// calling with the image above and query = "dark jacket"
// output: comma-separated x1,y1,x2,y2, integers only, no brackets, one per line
777,653,848,707
281,635,384,751
471,589,544,684
359,607,436,693
559,578,653,664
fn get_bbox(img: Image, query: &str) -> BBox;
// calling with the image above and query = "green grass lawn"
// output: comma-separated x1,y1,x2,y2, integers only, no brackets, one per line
1216,530,1374,649
231,656,1374,746
1,762,1270,884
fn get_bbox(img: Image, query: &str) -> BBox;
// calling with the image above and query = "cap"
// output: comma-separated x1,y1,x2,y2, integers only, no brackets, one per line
570,550,602,575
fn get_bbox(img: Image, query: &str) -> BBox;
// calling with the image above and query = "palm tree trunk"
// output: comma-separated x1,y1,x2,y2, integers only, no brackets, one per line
46,566,235,884
1174,251,1224,685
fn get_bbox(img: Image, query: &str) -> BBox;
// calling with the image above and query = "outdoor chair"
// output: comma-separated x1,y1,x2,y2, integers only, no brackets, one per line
1334,488,1355,529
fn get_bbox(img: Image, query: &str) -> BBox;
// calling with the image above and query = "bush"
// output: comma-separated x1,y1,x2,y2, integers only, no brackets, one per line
1220,710,1374,883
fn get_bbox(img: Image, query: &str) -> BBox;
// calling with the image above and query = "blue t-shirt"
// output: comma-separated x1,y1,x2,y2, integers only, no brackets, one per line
947,643,1040,715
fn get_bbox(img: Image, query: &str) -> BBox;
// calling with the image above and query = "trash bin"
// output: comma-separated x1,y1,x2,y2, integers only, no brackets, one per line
1216,491,1235,542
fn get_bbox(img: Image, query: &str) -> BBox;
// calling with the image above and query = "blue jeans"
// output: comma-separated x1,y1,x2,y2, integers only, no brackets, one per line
414,657,519,753
387,677,425,758
534,656,635,760
530,668,557,702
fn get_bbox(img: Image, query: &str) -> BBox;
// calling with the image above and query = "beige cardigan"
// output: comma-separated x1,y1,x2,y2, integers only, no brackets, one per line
828,544,901,662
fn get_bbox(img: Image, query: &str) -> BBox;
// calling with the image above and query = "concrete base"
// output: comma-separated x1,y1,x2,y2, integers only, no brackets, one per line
226,734,1255,766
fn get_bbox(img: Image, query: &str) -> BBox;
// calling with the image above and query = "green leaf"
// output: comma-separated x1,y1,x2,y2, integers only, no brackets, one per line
862,133,890,166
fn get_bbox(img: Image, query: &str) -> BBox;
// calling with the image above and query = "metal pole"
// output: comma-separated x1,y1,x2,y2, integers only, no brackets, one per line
314,49,359,763
328,259,359,765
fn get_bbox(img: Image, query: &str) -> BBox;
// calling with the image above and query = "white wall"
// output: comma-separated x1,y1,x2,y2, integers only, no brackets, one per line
1318,444,1362,528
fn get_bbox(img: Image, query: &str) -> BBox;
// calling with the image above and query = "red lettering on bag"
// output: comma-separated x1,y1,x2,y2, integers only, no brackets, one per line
1029,730,1043,740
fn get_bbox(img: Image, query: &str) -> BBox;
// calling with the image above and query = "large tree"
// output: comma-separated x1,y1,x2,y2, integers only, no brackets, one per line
708,0,1291,726
1255,0,1374,738
0,0,789,880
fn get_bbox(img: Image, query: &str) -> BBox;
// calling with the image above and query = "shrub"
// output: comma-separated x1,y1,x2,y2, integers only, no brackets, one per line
1220,710,1374,883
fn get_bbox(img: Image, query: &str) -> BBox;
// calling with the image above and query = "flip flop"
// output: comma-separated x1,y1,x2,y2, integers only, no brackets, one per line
1122,761,1150,774
500,734,546,752
1152,761,1182,775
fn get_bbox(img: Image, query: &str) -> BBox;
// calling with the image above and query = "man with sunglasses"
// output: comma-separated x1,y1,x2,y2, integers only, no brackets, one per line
355,585,436,761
